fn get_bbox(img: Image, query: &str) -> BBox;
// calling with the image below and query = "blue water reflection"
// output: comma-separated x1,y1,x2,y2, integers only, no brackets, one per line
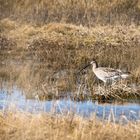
0,87,140,121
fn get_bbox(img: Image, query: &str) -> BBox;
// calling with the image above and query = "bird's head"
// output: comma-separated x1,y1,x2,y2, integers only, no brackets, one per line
90,59,98,68
78,59,98,73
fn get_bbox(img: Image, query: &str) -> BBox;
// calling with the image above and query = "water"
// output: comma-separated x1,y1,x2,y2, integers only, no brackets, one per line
0,86,140,122
0,59,140,122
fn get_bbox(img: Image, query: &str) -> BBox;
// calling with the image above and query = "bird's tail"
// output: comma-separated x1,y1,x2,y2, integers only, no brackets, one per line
121,72,131,79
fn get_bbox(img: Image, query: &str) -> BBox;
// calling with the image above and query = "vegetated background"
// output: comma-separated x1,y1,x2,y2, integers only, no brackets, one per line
0,0,140,25
1,2,140,140
0,0,140,97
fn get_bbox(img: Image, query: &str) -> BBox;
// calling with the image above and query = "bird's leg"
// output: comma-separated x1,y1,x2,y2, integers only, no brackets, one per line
104,82,108,91
96,77,102,90
111,80,117,86
97,78,101,86
97,79,101,93
104,80,113,92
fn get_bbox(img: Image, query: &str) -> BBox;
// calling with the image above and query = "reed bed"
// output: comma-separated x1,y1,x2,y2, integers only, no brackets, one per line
0,59,140,100
0,110,140,140
0,20,140,72
0,19,140,99
0,1,140,139
0,0,140,25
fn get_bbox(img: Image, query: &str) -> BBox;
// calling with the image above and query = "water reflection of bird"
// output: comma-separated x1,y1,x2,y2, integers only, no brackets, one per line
79,59,130,85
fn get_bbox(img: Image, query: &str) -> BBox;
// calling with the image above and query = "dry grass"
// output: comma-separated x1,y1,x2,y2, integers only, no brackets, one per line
0,19,140,99
0,61,140,101
1,1,140,139
0,111,140,140
0,0,140,25
1,20,140,70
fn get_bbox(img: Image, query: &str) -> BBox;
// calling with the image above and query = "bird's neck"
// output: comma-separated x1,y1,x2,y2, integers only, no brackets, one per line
92,63,98,71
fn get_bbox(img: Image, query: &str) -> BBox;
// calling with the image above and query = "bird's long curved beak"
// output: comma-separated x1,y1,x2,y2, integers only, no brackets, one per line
78,63,91,73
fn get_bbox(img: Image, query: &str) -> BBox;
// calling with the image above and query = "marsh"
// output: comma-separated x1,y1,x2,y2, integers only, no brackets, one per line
0,0,140,139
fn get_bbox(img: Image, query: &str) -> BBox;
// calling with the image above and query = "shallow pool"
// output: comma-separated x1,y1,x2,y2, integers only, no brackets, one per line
0,86,140,122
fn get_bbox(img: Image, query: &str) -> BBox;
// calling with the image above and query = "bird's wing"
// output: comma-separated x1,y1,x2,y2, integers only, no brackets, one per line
100,67,121,78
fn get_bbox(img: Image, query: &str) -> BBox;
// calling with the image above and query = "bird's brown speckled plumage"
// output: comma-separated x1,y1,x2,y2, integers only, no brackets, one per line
80,60,130,84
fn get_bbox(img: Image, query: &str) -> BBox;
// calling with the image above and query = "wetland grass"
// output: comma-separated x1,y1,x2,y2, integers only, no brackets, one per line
0,110,140,140
0,0,140,25
0,19,140,100
0,1,140,139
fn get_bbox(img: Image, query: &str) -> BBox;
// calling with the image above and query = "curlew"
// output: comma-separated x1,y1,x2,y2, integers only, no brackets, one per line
79,60,130,85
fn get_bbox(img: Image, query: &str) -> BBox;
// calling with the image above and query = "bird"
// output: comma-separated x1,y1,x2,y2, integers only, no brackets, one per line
78,59,130,85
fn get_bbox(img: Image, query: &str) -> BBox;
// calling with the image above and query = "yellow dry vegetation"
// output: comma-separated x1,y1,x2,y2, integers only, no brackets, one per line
0,111,140,140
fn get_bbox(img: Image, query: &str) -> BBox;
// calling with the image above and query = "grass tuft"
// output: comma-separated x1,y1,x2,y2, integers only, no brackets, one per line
0,111,140,140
